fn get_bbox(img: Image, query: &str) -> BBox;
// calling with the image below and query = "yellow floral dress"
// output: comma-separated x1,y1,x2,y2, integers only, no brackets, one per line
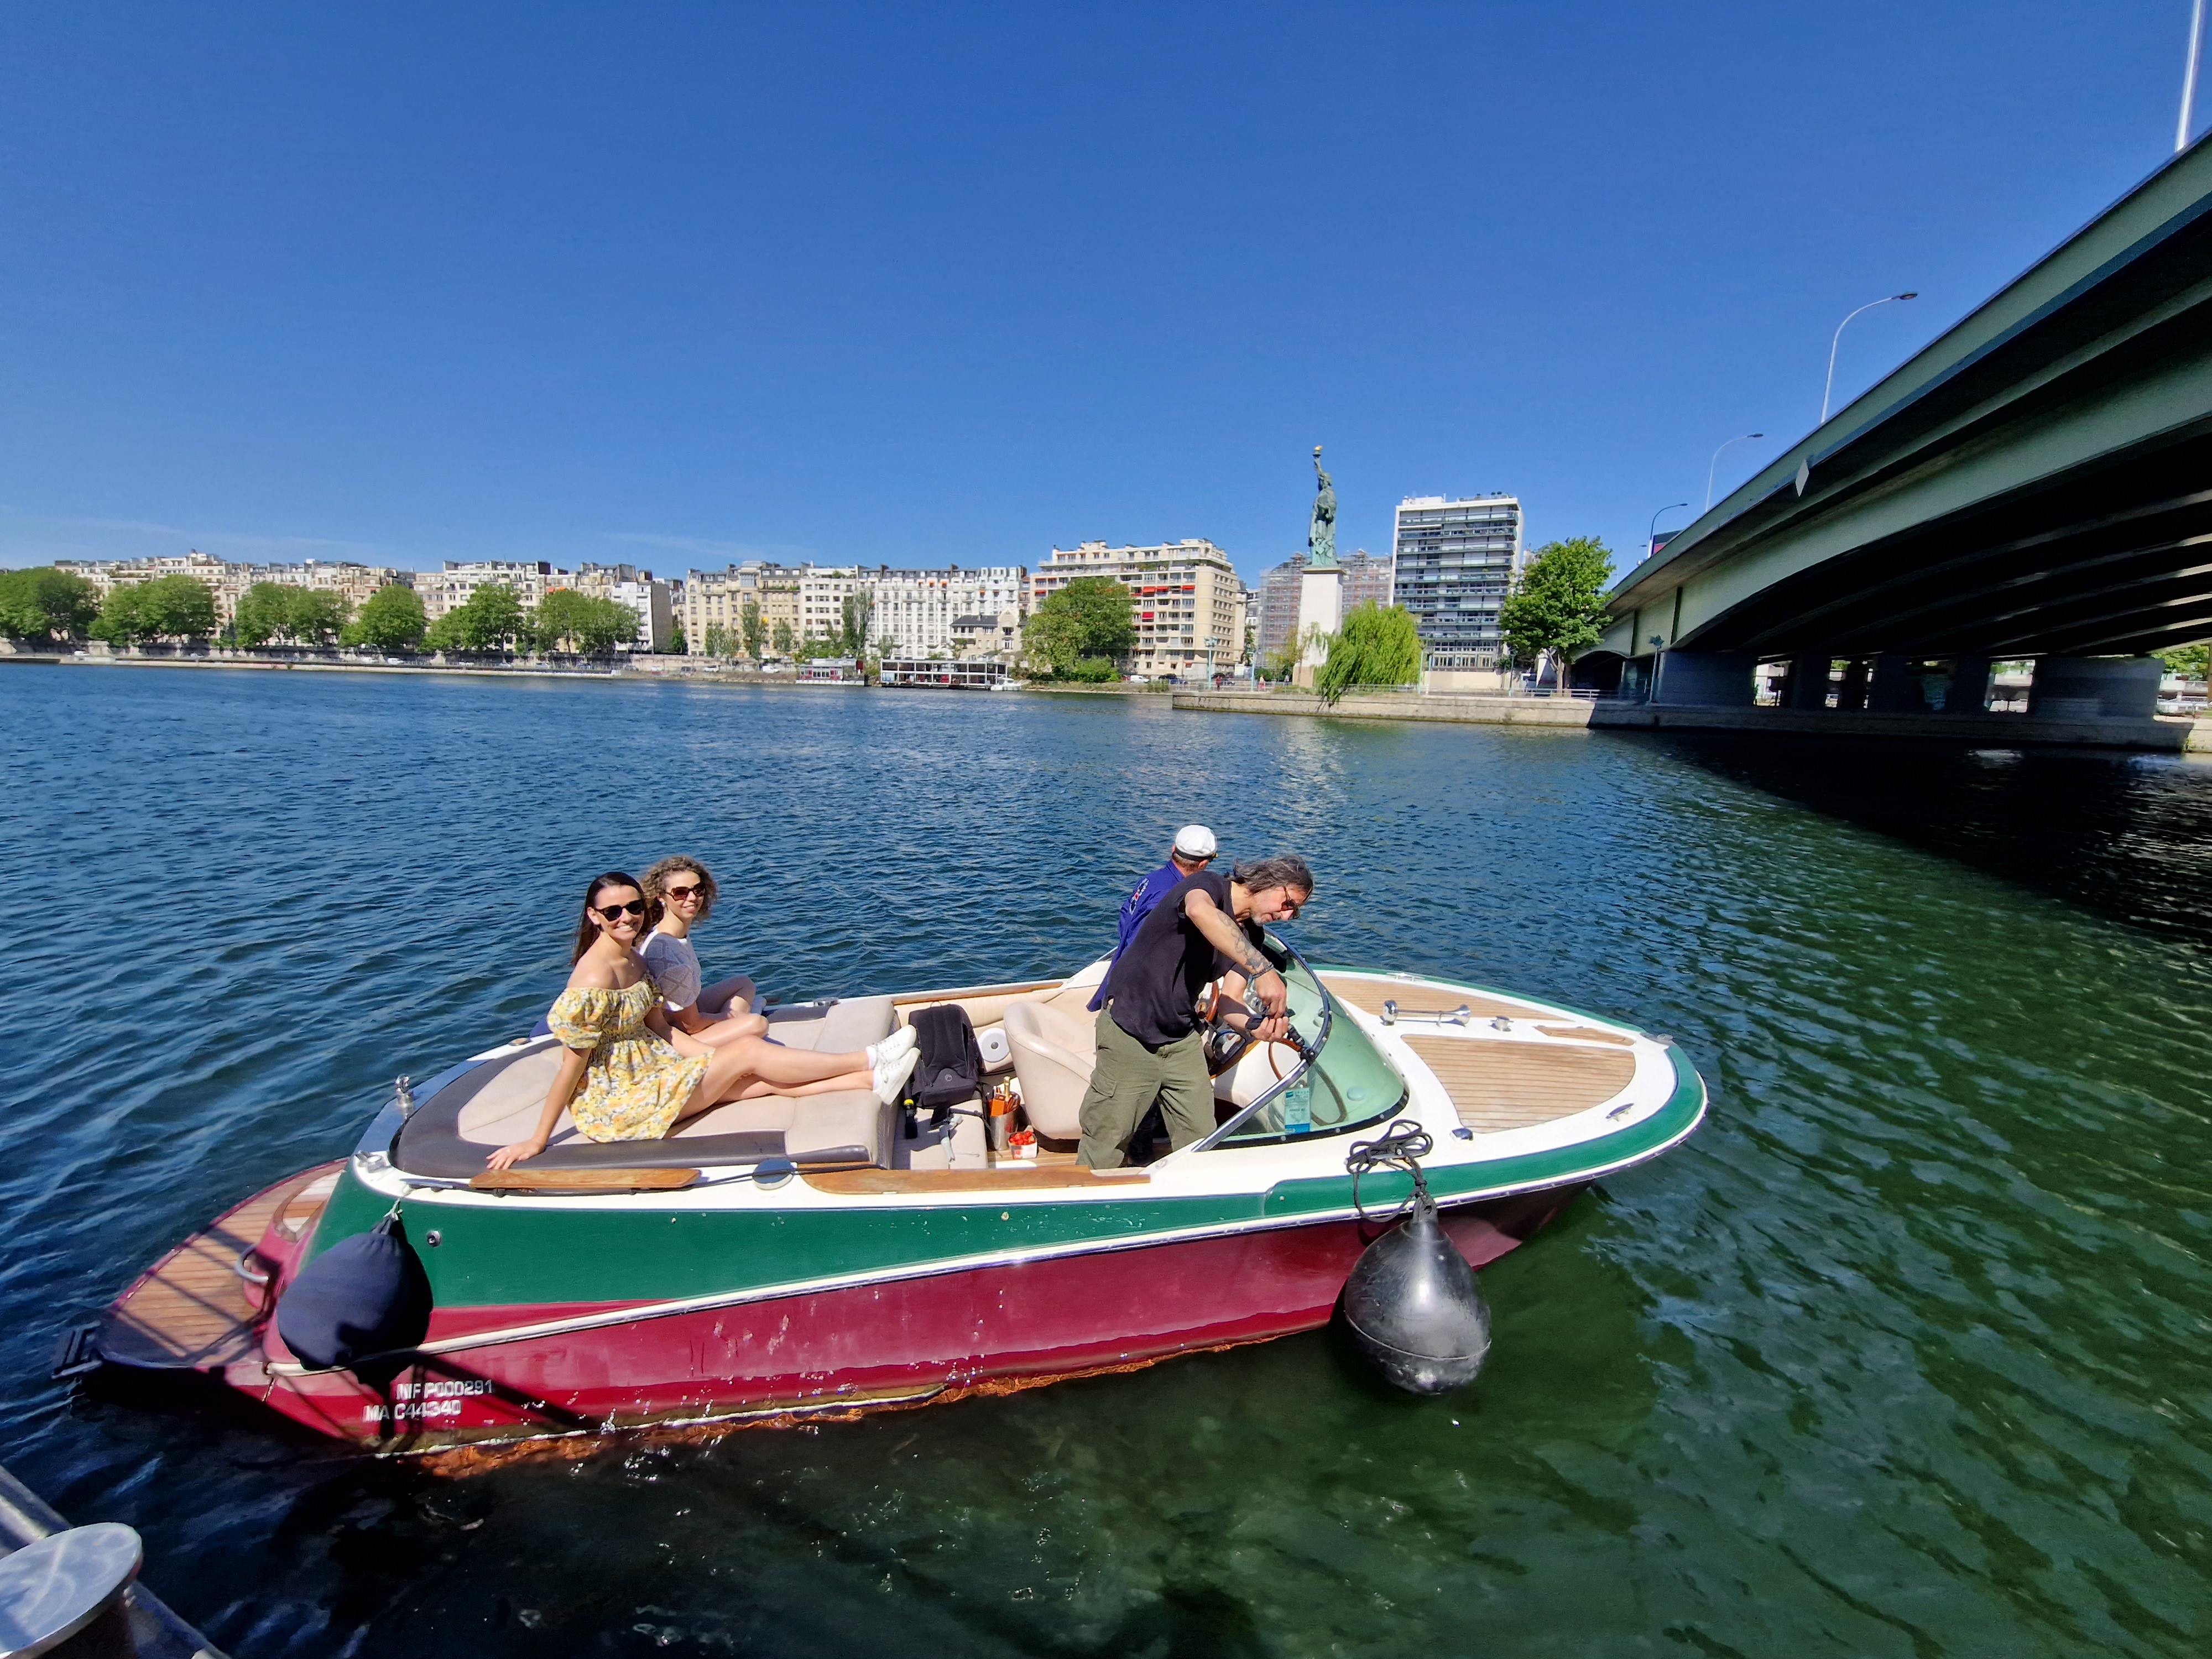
546,979,711,1142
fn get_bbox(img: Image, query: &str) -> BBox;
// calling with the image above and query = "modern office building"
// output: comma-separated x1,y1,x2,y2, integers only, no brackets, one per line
1029,539,1248,679
1255,548,1395,659
1390,495,1524,665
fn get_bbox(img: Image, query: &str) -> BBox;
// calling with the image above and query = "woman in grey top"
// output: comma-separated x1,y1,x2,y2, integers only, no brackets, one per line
639,856,768,1048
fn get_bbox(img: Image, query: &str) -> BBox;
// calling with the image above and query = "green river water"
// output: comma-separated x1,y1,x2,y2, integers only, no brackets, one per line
1,667,2207,1656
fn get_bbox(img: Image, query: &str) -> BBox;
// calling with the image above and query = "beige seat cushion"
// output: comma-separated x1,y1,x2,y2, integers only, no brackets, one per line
764,995,895,1054
1003,998,1096,1140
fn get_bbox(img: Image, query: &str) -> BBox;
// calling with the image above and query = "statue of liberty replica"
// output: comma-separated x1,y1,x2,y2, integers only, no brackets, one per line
1307,445,1339,570
1294,446,1344,685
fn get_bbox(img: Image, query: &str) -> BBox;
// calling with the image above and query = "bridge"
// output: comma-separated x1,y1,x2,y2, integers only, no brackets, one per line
1590,135,2212,733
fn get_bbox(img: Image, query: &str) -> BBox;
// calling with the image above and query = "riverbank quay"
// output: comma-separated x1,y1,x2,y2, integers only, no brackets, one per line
0,1461,227,1658
1172,687,2211,752
0,645,873,687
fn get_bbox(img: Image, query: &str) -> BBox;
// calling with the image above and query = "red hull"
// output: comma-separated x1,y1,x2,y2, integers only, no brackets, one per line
232,1189,1574,1460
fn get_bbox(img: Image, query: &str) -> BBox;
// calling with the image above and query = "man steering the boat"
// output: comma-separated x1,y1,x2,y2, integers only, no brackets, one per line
1077,853,1314,1170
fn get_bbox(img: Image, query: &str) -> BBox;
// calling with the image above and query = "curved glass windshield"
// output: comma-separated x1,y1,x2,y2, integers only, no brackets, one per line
1202,942,1407,1148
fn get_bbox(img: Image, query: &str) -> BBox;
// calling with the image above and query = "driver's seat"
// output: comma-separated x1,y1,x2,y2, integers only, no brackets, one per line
1000,999,1094,1140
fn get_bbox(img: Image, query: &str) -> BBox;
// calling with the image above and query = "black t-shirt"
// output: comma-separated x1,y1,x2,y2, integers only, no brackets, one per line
1108,870,1260,1049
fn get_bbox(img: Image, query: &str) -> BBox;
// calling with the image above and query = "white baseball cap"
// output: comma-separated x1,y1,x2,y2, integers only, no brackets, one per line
1172,825,1218,859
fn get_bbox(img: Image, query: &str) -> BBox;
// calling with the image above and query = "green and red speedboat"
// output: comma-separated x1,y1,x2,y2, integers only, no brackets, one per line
84,945,1704,1460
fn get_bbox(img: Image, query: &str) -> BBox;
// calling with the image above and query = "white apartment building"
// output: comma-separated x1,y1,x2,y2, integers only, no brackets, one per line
422,561,558,619
863,566,1025,659
559,562,675,651
1030,540,1248,678
797,566,864,645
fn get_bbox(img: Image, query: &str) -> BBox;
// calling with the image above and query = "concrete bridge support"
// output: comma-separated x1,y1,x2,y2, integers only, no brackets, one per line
1783,654,1834,709
1651,651,1759,707
2028,656,2163,719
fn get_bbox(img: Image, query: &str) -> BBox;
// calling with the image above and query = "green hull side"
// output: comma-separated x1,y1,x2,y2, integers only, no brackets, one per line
303,1047,1703,1311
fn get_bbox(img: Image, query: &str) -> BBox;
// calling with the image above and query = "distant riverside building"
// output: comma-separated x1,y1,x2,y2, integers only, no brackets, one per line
865,566,1025,660
425,561,557,619
680,562,1026,661
560,562,675,652
1030,540,1248,678
1390,494,1524,666
54,552,411,626
1256,548,1394,659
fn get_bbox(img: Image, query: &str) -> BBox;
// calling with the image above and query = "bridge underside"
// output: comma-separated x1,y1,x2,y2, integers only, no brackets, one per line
1677,423,2212,660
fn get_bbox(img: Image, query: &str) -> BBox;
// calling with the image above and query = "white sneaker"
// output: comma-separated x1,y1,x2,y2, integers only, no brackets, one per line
871,1047,921,1104
867,1027,917,1069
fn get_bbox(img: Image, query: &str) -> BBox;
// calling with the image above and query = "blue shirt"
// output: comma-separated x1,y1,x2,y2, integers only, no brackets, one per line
1088,859,1187,1010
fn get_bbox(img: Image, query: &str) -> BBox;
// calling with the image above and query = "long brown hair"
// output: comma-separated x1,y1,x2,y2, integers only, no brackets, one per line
572,870,644,964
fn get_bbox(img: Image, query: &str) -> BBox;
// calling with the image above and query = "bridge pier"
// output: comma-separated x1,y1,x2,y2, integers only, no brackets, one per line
1650,651,1759,707
1782,654,1834,709
2028,655,2163,719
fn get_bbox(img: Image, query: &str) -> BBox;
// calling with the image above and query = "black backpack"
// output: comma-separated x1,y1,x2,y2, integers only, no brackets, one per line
902,1005,984,1125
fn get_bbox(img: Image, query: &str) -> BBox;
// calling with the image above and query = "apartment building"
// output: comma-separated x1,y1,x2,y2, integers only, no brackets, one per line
560,562,675,651
864,566,1025,659
422,561,559,619
1390,495,1524,666
1255,548,1395,659
681,563,804,658
53,552,413,625
1030,539,1248,678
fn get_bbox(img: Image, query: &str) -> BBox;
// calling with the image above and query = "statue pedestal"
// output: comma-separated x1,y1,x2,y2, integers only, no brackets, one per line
1294,564,1342,687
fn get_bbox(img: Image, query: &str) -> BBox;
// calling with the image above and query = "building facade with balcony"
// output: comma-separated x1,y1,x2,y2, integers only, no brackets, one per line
1255,548,1395,659
1029,539,1247,679
1390,495,1523,666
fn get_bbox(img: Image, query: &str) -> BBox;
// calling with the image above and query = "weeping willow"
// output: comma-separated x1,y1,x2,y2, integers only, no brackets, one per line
1314,602,1423,705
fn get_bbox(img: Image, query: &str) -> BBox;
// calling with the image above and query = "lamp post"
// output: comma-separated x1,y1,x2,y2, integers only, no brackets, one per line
1647,503,1689,562
1822,293,1917,422
1204,634,1217,687
2184,0,2207,153
1705,434,1765,512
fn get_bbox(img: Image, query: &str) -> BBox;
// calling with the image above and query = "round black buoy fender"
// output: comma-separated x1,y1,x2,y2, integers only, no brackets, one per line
1342,1191,1491,1394
1340,1121,1491,1395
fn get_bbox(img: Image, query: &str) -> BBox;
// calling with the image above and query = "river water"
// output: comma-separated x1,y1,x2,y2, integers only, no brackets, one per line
3,665,2209,1657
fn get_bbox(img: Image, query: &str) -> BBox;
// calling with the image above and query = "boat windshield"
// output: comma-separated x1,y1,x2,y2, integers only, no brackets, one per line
1198,942,1407,1149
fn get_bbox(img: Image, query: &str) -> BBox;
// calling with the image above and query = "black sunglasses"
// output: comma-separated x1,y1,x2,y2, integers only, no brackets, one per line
594,899,648,921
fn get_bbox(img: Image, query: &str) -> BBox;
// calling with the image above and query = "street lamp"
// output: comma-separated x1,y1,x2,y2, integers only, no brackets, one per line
1204,634,1217,686
1705,434,1765,512
1647,503,1689,562
1822,293,1917,422
2183,0,2207,153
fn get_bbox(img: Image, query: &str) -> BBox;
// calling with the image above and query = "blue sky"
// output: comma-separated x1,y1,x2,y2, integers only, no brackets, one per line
0,2,2196,585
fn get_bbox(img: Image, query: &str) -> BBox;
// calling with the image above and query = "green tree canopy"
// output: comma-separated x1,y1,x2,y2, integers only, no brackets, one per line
667,620,686,656
840,591,873,659
342,583,427,652
92,575,217,643
702,621,732,659
2159,643,2208,679
532,589,634,655
739,601,765,660
770,618,795,656
1499,536,1614,686
425,583,528,653
1025,577,1135,677
1315,602,1423,704
0,567,100,641
232,582,351,647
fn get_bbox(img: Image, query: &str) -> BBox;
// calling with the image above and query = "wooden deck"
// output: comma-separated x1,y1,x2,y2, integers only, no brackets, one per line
1401,1035,1637,1133
97,1162,341,1371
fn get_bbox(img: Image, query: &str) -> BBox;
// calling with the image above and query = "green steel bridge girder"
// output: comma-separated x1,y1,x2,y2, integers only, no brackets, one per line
1602,137,2212,668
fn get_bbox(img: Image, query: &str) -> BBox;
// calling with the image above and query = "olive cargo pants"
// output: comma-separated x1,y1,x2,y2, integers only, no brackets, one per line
1076,1004,1214,1168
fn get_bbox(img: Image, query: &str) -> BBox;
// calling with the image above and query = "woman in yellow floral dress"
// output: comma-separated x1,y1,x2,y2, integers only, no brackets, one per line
486,872,920,1171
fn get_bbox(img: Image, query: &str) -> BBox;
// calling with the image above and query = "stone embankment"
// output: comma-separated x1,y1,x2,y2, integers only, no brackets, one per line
1172,688,2211,753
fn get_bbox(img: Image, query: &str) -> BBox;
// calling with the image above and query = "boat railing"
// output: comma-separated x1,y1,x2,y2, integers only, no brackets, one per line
1188,937,1339,1153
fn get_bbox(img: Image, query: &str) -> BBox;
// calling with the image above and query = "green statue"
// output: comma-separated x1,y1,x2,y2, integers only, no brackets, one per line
1308,446,1338,570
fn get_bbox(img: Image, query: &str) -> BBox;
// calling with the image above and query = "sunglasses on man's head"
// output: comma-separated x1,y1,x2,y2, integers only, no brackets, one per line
595,899,648,921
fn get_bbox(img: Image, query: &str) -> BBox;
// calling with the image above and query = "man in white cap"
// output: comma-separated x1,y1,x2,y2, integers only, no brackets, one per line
1089,825,1219,1012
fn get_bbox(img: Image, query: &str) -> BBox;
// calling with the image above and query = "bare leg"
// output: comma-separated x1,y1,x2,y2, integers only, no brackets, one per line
699,974,758,1015
688,1010,771,1046
731,1070,872,1100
